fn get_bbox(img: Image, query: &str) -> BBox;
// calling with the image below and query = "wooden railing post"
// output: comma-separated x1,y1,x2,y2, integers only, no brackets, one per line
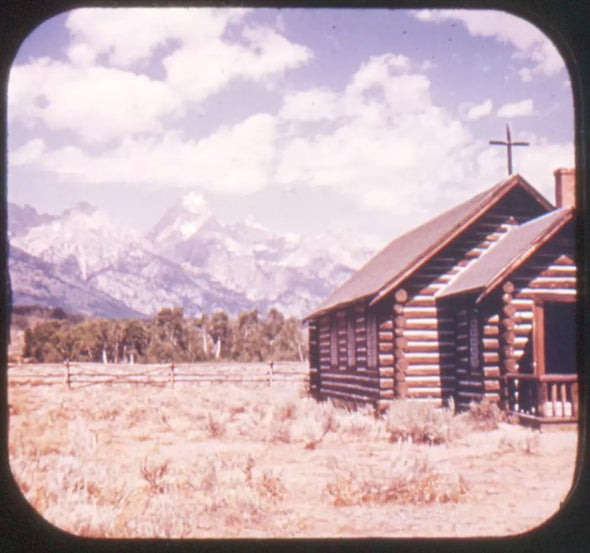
499,282,516,410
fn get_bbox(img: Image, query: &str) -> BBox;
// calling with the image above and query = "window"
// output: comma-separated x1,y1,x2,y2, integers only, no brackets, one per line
366,309,377,370
347,309,356,369
468,308,481,374
330,315,338,369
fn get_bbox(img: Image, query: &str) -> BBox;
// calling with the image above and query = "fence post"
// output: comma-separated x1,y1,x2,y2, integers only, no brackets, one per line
268,360,274,387
169,362,175,389
64,359,71,389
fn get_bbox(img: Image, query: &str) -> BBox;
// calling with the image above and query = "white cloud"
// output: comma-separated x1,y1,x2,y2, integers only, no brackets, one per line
20,114,277,194
65,7,248,68
465,99,493,120
279,88,340,121
9,8,312,143
497,99,534,118
275,55,476,214
163,25,311,103
9,138,46,166
415,9,565,81
8,59,183,143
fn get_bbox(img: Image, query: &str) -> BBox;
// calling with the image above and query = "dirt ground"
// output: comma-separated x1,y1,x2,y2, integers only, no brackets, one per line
7,363,579,538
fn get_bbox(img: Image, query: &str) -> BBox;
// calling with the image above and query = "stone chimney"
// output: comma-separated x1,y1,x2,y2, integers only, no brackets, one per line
554,168,576,208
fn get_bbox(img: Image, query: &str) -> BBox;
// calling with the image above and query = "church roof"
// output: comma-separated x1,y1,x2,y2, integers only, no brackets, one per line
307,174,552,319
437,207,574,301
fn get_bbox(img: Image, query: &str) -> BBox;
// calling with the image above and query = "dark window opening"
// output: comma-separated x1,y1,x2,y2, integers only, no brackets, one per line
543,301,576,375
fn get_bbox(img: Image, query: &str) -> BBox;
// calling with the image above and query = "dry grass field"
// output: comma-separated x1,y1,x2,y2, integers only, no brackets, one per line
8,362,578,538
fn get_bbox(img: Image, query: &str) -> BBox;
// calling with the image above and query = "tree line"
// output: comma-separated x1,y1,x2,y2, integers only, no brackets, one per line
22,307,307,364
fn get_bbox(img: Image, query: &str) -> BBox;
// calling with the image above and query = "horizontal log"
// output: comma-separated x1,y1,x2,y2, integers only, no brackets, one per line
405,352,453,363
538,266,576,277
405,387,443,399
379,367,394,377
526,280,576,290
380,377,394,390
406,341,454,352
379,320,394,331
379,388,394,400
403,329,453,339
403,318,438,330
483,338,499,350
403,307,437,317
483,325,499,337
379,354,394,367
379,343,394,354
405,296,436,307
320,388,379,403
393,304,404,315
516,288,576,297
484,380,501,392
321,381,379,395
405,365,441,376
379,331,394,341
405,375,442,386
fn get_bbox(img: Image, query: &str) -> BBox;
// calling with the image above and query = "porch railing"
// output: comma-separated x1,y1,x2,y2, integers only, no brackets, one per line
505,373,579,421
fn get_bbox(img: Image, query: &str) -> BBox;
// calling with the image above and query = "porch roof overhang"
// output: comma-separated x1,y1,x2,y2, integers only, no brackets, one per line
436,208,574,303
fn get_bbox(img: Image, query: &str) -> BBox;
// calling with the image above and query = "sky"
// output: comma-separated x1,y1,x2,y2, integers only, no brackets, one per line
7,7,574,248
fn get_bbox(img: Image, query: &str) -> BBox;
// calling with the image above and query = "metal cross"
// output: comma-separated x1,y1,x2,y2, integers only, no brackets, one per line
489,124,529,175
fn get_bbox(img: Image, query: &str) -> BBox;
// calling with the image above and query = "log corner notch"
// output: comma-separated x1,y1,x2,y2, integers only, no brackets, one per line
392,288,409,400
499,281,516,408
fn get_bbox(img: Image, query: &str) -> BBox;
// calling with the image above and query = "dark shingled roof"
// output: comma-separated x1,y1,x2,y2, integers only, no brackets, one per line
307,174,552,319
437,208,573,301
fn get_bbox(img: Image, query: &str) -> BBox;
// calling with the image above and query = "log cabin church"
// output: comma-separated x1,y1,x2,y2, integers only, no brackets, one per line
307,169,578,425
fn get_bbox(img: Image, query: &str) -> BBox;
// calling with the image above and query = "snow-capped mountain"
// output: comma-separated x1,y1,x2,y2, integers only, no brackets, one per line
8,195,376,318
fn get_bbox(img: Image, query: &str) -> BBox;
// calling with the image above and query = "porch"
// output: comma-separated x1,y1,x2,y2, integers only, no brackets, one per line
505,373,579,427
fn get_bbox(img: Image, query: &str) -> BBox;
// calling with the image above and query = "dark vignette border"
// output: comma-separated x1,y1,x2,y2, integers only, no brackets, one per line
0,1,588,552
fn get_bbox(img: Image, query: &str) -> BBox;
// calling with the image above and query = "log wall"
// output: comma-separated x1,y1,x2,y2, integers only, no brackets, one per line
401,188,542,404
452,222,575,410
503,224,576,377
309,186,554,407
310,301,382,403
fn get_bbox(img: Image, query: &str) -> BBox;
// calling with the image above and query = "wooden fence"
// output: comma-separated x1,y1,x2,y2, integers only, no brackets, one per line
7,361,309,389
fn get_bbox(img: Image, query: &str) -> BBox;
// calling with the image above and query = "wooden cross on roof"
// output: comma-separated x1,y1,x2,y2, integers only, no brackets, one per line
489,124,529,175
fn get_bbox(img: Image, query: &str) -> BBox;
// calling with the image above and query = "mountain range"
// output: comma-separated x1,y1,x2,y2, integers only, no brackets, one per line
8,194,377,319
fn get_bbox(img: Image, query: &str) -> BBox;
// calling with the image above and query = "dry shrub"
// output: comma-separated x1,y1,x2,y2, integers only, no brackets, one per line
304,402,340,449
207,413,226,437
140,458,169,494
385,401,463,445
256,469,286,503
269,419,292,444
498,431,540,455
467,398,505,431
325,446,467,506
340,405,383,440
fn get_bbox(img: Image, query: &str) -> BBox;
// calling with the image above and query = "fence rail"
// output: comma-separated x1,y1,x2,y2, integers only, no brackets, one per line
7,362,309,389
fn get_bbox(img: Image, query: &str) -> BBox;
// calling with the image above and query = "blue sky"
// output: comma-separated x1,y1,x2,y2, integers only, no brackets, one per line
7,7,574,246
